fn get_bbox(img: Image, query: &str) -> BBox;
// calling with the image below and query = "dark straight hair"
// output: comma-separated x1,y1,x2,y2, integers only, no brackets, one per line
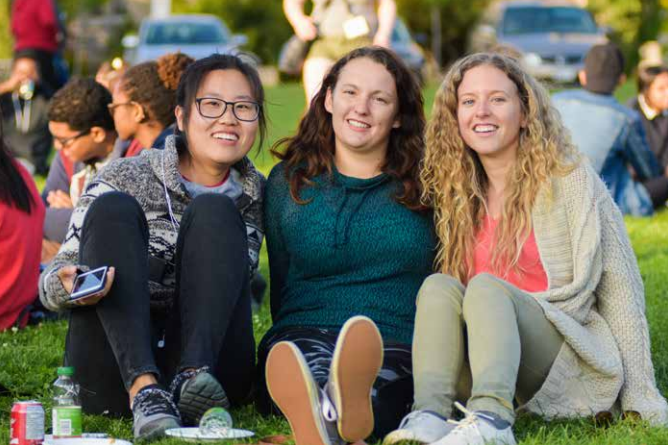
175,53,267,150
638,65,668,94
0,115,33,214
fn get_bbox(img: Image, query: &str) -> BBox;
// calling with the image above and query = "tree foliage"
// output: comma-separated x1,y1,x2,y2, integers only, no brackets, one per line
396,0,491,64
0,0,12,59
587,0,664,68
172,0,292,64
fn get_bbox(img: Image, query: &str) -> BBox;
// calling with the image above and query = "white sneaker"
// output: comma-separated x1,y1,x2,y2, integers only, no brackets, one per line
383,410,454,444
430,402,516,445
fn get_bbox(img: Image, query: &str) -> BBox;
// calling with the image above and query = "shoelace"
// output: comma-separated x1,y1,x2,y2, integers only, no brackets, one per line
134,387,181,420
446,402,494,438
320,386,338,422
169,366,211,400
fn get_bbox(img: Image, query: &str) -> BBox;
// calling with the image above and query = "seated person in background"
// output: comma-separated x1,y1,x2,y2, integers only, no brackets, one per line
95,58,127,93
553,43,666,216
628,65,668,173
41,78,120,262
0,119,45,330
0,55,52,175
109,52,194,153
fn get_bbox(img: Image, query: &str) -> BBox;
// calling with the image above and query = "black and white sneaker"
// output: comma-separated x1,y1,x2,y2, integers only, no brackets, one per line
170,366,230,426
132,384,181,441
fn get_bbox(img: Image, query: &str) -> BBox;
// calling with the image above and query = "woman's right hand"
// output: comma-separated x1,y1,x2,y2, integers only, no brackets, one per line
57,265,116,306
293,16,318,41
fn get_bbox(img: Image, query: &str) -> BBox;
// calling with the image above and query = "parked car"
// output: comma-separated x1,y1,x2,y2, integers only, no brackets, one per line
468,0,608,83
278,17,426,82
122,14,259,66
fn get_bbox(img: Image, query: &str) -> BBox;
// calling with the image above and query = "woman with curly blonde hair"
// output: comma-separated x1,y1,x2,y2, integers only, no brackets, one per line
383,52,668,445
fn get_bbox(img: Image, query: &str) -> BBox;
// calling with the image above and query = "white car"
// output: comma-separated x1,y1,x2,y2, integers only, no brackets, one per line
122,14,259,66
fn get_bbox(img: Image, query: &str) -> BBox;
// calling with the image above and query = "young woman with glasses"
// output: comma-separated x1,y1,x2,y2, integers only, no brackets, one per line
39,54,266,441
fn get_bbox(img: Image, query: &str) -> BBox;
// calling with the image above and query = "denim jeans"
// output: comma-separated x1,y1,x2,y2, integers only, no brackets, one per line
412,273,563,424
64,192,255,416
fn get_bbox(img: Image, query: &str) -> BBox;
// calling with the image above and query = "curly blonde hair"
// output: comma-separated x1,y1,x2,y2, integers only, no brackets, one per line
421,52,579,282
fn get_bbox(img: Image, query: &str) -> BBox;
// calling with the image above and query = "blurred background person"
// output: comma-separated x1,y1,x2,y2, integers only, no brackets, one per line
11,0,68,94
0,55,53,175
283,0,396,103
95,58,128,93
109,52,193,154
553,43,666,216
0,115,45,331
41,78,120,263
628,65,668,174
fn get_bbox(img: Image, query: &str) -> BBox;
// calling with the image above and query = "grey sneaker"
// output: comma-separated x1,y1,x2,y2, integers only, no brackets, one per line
383,410,454,444
132,384,181,441
266,341,345,445
327,316,384,443
431,402,516,445
170,366,229,426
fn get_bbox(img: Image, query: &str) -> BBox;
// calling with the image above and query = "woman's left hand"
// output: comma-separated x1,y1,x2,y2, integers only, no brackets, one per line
71,267,116,307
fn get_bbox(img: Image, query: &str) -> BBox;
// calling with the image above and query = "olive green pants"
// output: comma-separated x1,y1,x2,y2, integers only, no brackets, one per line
412,273,563,423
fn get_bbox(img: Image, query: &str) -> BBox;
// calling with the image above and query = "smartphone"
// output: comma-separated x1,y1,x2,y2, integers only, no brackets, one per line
70,266,108,301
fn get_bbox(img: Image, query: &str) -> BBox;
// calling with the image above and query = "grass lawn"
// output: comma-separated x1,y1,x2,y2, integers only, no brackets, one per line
3,80,668,444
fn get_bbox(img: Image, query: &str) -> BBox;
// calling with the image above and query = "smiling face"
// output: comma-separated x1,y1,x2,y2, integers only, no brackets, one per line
324,57,400,162
645,72,668,112
176,69,259,171
457,64,525,163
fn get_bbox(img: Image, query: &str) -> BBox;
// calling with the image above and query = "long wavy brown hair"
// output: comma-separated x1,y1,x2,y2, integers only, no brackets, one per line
272,46,426,210
421,52,579,282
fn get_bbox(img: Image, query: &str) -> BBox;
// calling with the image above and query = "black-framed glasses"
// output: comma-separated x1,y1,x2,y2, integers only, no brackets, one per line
54,129,90,149
195,97,260,122
107,101,138,113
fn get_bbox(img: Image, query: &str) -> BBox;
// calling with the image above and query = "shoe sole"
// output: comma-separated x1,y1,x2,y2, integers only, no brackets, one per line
382,429,426,445
178,372,230,426
329,316,384,442
266,341,331,445
135,416,181,442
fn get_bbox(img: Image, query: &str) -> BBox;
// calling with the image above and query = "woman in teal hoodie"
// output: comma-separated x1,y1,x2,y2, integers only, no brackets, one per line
258,46,436,445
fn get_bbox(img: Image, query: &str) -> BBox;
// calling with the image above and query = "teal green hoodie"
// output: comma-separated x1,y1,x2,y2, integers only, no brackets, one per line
263,162,436,345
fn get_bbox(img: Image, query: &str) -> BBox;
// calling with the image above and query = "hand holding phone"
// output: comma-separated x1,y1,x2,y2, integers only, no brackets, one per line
57,265,115,306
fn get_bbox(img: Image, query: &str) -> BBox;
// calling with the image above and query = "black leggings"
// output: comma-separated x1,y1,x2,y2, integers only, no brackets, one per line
255,327,413,440
64,192,255,416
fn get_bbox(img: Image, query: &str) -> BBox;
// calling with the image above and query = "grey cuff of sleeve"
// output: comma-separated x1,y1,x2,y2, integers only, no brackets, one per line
43,265,90,311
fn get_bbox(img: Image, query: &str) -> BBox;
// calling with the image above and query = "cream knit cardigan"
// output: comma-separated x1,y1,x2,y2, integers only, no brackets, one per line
521,161,668,425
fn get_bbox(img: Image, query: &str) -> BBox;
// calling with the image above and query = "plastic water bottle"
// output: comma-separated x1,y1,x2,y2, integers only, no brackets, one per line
52,367,82,438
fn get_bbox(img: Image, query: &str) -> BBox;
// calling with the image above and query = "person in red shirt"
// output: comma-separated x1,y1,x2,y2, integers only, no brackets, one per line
10,0,67,93
0,120,45,330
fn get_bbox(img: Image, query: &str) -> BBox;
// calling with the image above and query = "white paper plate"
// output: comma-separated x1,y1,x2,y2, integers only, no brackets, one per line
44,436,132,445
165,428,254,442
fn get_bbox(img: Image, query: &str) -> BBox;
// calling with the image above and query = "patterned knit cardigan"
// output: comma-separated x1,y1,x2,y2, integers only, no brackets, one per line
522,161,667,425
39,135,265,312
